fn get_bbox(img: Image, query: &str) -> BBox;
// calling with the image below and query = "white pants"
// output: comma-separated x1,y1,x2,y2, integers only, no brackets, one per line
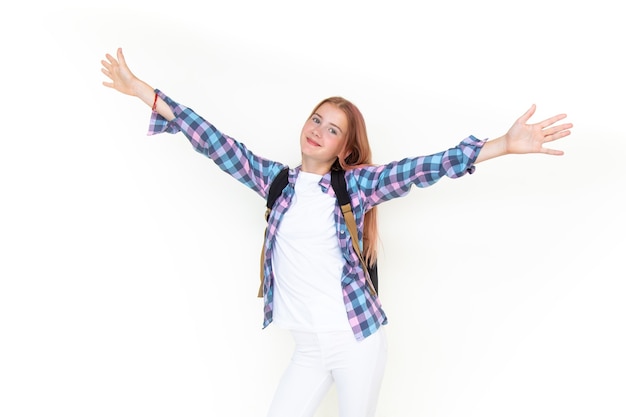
266,327,387,417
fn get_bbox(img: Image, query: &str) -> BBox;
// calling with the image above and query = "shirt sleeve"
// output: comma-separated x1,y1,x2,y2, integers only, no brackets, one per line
147,89,282,197
355,135,486,207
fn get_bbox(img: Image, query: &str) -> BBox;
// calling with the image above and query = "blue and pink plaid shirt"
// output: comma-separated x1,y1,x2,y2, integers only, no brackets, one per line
148,90,486,340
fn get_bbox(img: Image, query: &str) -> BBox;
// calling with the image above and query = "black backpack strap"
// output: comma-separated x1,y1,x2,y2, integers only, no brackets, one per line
265,167,290,221
331,170,378,295
259,167,290,297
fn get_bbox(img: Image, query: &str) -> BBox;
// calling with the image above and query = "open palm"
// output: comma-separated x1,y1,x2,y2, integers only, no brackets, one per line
101,48,138,96
505,104,572,156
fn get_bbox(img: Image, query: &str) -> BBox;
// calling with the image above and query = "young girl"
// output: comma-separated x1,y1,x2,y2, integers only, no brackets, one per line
101,47,572,417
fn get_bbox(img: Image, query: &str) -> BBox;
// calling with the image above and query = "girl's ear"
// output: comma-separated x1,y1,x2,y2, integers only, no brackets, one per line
337,151,350,167
343,149,359,166
338,143,352,162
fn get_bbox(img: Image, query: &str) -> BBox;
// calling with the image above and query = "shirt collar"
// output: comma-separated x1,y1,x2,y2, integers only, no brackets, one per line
292,165,333,194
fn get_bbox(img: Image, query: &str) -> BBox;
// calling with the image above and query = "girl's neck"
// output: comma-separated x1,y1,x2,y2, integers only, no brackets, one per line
300,158,334,175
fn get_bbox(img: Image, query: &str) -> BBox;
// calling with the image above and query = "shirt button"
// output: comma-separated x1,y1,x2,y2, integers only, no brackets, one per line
340,230,345,234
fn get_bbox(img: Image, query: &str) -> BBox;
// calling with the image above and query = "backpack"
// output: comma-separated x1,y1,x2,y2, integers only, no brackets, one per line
258,167,378,297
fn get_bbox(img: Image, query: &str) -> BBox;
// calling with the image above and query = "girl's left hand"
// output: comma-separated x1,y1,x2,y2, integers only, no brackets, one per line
504,104,573,156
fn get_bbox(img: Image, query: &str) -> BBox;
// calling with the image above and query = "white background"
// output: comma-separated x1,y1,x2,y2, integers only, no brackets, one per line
1,1,624,416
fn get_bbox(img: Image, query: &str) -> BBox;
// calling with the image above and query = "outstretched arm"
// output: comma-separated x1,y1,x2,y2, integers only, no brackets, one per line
101,47,175,121
475,104,573,164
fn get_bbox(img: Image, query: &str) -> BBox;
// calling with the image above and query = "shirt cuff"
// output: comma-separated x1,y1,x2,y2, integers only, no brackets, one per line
462,135,487,175
147,89,181,136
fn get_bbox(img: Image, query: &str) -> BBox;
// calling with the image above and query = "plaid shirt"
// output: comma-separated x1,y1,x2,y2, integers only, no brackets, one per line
148,90,486,340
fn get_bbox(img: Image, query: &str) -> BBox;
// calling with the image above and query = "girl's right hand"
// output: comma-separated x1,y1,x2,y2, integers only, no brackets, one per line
101,47,140,97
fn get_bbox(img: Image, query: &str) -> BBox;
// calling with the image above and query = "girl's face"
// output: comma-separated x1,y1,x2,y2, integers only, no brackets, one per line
300,102,348,173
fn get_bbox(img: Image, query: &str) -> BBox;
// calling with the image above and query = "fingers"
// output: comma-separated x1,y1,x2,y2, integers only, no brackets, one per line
100,57,117,86
521,105,569,131
539,123,572,156
537,145,564,157
542,123,573,140
100,60,112,75
102,50,123,73
101,52,121,90
101,49,125,82
103,53,117,67
542,147,565,156
538,113,568,129
101,54,117,82
545,128,572,145
116,47,126,66
517,104,536,125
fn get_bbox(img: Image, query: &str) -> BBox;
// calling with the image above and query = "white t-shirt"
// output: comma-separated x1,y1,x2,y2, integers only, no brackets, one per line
271,171,351,332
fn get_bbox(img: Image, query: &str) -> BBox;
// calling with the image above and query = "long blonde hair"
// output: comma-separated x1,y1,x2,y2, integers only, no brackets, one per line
310,96,378,266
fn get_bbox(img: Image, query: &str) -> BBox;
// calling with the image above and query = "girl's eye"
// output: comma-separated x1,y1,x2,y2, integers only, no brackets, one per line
312,116,320,124
329,128,337,135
